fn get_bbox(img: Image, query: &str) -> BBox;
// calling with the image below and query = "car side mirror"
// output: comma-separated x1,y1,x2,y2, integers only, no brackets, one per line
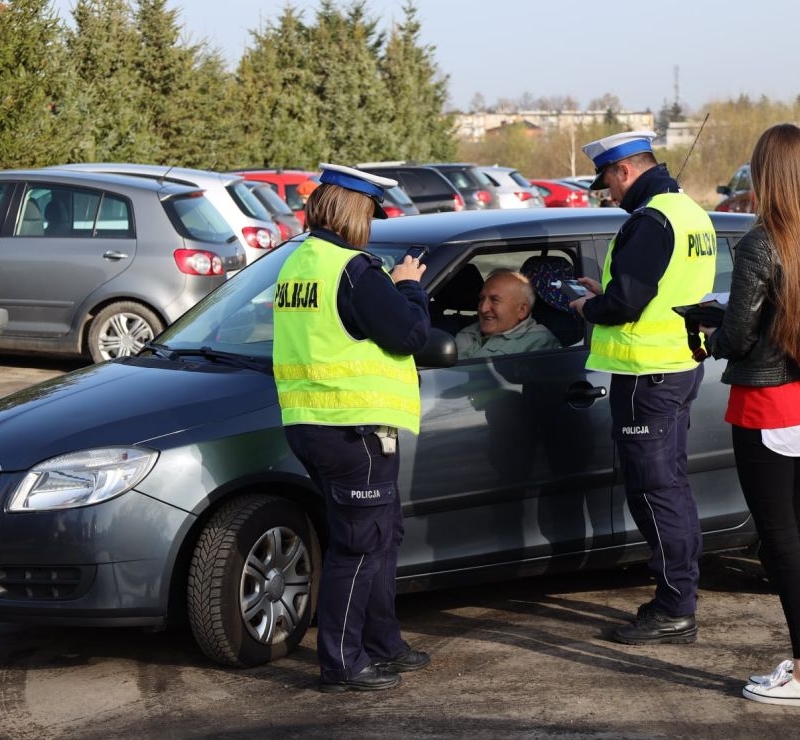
716,185,731,195
414,327,458,368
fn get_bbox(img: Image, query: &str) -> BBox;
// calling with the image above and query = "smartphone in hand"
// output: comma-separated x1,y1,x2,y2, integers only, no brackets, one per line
552,278,589,301
404,244,429,260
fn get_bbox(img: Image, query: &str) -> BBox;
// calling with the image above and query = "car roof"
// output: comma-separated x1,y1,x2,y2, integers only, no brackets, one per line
0,167,204,196
50,163,243,187
365,207,753,248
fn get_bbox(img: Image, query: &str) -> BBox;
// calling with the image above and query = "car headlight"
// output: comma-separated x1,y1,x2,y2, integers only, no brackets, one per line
7,448,158,512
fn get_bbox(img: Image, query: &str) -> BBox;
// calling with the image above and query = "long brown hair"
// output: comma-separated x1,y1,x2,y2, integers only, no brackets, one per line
750,123,800,364
304,184,374,248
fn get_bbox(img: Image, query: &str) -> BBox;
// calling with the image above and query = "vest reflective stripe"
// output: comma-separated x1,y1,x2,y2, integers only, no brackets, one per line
273,235,421,433
587,193,716,374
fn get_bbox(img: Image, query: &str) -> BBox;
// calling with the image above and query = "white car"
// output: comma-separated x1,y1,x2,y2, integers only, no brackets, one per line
52,164,281,264
480,165,545,209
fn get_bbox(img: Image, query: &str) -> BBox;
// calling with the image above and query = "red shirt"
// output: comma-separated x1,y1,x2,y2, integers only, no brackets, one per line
726,382,800,428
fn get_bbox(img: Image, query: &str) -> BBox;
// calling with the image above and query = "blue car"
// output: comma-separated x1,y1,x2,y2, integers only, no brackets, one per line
0,208,758,667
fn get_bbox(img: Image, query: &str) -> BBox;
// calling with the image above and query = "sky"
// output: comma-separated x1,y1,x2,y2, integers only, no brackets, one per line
49,0,800,115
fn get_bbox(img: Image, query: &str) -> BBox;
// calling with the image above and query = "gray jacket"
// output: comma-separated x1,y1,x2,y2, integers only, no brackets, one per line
456,317,560,359
706,225,800,386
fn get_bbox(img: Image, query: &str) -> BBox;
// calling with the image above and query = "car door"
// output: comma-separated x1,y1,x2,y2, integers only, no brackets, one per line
396,239,616,583
0,182,136,338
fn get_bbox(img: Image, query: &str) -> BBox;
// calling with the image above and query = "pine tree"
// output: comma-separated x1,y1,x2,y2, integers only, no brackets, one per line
64,0,157,161
0,0,69,167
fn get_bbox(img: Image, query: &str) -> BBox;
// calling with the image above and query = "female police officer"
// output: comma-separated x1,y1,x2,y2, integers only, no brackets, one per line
273,163,431,692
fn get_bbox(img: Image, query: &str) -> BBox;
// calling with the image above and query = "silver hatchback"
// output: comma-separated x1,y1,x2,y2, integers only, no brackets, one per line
53,164,281,264
480,165,546,208
0,168,245,363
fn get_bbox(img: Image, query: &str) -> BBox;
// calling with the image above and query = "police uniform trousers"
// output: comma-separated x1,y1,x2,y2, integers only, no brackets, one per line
284,424,406,682
609,365,704,617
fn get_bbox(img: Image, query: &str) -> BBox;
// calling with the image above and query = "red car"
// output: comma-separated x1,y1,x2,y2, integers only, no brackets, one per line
529,179,590,208
715,164,755,213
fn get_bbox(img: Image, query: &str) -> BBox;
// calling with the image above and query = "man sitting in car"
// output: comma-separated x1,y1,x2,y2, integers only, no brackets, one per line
455,269,560,358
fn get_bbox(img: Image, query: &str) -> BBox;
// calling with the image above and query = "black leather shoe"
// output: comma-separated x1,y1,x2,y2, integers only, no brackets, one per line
318,664,402,693
375,646,431,673
613,607,697,645
633,599,657,622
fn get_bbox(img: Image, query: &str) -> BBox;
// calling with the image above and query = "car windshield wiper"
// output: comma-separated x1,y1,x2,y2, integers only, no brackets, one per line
168,346,272,372
143,341,180,361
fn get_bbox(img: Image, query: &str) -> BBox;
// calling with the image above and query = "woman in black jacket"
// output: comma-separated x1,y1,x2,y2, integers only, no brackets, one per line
702,123,800,706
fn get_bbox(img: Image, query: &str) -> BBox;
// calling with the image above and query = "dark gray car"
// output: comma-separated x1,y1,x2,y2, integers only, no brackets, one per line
0,208,757,669
0,169,245,362
356,162,466,213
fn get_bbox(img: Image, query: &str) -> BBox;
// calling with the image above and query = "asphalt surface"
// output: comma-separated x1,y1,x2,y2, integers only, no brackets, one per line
0,355,798,739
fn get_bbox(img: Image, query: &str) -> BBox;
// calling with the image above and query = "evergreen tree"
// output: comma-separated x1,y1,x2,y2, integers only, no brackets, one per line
308,0,389,164
379,2,455,161
133,0,196,163
235,6,320,168
64,0,157,161
0,0,68,167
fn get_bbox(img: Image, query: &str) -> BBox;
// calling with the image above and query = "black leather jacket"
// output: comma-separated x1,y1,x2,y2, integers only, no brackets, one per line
706,225,800,386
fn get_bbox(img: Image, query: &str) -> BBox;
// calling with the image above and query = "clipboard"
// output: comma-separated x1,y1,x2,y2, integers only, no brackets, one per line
672,292,729,328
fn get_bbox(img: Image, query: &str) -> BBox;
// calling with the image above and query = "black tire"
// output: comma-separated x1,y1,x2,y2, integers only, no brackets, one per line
87,301,164,363
187,494,320,667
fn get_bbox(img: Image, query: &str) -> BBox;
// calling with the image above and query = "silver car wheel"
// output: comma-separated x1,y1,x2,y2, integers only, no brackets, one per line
88,301,164,363
240,525,312,645
97,312,154,359
188,494,320,667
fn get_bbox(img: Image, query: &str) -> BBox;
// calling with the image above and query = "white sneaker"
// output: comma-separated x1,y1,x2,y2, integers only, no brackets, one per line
749,659,794,685
743,675,800,706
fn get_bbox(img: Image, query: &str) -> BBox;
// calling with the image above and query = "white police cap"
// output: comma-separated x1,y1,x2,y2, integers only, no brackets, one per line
318,163,398,218
582,131,657,189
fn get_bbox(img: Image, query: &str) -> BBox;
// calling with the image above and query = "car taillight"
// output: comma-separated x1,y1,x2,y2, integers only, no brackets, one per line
475,189,493,207
453,194,466,211
242,226,276,250
567,191,587,207
174,249,224,276
515,191,533,203
382,205,405,218
276,222,292,240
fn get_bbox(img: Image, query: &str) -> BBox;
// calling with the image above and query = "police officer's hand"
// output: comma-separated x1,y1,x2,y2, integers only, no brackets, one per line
577,276,602,295
391,255,426,283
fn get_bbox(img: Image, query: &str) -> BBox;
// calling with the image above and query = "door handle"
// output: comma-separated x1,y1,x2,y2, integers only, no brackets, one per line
103,251,129,260
564,381,607,408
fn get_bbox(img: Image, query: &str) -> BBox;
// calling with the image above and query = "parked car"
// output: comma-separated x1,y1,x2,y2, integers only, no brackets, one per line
0,208,757,668
558,176,602,207
426,162,500,210
715,163,755,213
530,179,591,207
0,168,245,363
480,165,545,208
231,169,319,227
380,183,421,217
52,164,280,264
356,162,465,214
242,180,303,241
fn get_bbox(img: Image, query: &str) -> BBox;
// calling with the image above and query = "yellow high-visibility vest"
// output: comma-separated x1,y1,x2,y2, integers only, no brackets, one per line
587,193,716,374
273,236,421,433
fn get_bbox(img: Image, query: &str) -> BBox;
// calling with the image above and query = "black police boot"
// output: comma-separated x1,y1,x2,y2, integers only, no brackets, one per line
318,664,402,693
612,606,697,645
374,645,431,673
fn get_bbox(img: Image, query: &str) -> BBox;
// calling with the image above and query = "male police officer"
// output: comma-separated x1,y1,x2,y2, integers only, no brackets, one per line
570,131,716,645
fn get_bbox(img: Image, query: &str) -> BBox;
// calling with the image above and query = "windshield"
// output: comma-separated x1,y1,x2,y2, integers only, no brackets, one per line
156,240,415,358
